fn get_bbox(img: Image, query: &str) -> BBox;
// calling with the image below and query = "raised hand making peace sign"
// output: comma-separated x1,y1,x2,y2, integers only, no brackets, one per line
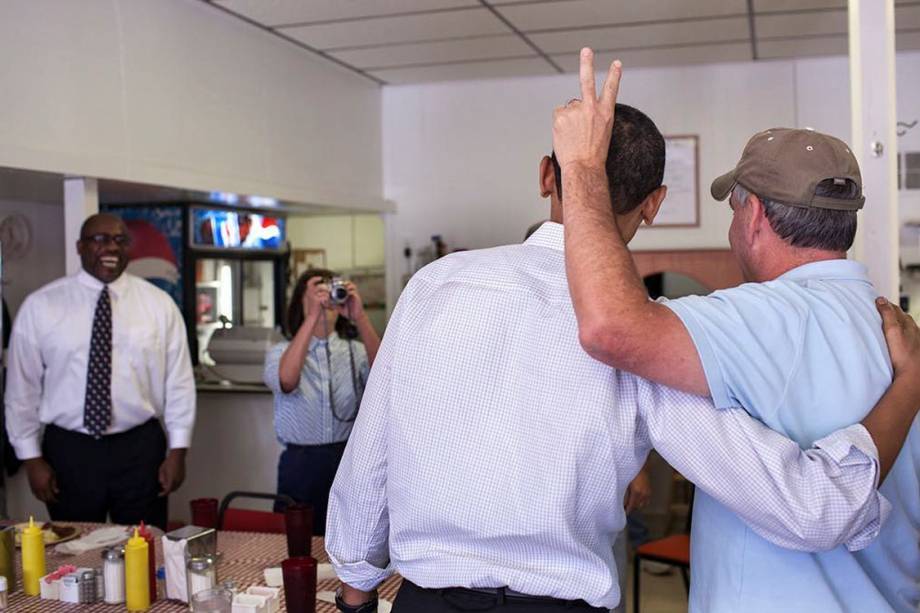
552,48,623,172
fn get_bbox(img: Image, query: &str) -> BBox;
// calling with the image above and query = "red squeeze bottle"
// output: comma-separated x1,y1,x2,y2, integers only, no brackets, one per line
138,522,157,603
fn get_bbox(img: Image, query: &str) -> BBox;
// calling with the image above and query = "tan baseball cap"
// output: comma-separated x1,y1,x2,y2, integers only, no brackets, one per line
711,128,865,211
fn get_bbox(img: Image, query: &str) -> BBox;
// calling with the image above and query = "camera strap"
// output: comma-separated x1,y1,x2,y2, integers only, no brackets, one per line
321,310,363,423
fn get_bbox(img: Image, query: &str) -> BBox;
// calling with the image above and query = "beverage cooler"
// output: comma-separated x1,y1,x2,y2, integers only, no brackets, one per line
105,204,288,383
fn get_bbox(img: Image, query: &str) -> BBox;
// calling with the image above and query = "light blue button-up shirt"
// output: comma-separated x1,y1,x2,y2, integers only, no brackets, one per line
666,259,919,612
263,335,369,446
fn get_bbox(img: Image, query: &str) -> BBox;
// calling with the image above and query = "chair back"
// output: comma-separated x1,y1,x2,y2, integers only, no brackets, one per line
218,491,295,534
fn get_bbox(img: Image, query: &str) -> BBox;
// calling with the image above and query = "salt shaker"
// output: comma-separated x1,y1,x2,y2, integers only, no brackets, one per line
102,546,127,604
186,555,217,601
80,569,98,603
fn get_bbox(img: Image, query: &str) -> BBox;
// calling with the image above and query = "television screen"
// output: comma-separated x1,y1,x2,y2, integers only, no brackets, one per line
192,208,285,250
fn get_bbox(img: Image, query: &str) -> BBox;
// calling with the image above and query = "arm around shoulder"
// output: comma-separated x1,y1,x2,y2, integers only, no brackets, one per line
578,300,709,397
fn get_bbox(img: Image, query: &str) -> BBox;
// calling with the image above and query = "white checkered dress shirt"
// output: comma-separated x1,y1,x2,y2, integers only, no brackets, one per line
326,222,889,609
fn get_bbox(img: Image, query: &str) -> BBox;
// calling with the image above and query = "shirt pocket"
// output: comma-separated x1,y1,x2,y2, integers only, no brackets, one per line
114,324,163,381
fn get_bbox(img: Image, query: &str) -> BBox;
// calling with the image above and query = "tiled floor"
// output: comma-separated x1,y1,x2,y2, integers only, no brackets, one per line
624,560,689,613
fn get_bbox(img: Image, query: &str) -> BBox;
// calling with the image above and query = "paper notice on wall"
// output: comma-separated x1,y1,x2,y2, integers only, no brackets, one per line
655,136,699,227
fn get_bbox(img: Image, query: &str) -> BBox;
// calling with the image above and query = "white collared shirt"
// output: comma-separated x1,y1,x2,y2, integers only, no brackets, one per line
326,222,889,610
5,270,196,459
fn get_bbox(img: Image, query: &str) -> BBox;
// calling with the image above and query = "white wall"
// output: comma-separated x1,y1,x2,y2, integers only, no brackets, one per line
382,51,920,304
0,193,66,521
381,59,797,304
0,201,65,315
0,0,385,212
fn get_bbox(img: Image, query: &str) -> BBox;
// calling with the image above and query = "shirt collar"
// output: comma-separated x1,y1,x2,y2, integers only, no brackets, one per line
76,269,130,298
309,332,338,351
524,221,564,252
778,259,870,283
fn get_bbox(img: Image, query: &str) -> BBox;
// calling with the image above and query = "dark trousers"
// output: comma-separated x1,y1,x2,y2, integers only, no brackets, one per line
43,420,168,529
275,441,347,536
392,581,607,613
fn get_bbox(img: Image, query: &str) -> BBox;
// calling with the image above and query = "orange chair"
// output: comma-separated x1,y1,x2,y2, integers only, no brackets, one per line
218,491,294,534
632,485,693,612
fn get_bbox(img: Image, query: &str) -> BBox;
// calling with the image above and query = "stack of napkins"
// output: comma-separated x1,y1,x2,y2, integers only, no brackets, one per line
54,526,130,555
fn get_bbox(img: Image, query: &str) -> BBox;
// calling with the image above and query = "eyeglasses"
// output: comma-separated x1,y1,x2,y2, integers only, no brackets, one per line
81,233,132,247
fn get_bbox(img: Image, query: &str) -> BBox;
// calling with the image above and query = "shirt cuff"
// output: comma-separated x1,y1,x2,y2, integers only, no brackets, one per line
813,424,879,468
330,560,392,593
12,437,42,461
167,428,193,450
813,424,892,551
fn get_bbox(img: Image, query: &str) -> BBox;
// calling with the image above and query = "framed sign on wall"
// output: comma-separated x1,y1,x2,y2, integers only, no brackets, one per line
652,135,700,228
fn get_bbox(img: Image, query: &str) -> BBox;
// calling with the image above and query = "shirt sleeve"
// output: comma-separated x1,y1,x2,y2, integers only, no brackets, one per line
664,284,803,415
262,343,290,395
161,299,196,450
4,298,45,460
326,282,420,591
633,374,889,552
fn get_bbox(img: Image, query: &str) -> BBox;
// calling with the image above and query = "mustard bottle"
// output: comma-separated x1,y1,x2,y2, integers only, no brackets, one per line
125,528,150,611
21,516,45,596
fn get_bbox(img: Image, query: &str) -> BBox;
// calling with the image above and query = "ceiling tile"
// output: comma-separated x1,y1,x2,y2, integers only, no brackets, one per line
370,57,557,84
551,42,752,71
753,0,844,12
283,8,510,49
213,0,478,27
896,5,920,29
530,17,749,54
757,35,847,59
329,35,533,69
498,0,747,32
755,9,846,38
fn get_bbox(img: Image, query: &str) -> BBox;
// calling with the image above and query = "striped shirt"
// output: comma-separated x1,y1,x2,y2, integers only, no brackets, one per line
325,222,888,609
263,335,368,445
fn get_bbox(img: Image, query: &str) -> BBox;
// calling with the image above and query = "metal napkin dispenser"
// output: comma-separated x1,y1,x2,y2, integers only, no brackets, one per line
165,526,217,558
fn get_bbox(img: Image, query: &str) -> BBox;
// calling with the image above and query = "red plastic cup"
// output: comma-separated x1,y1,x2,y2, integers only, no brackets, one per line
282,556,317,613
284,504,314,557
190,498,219,529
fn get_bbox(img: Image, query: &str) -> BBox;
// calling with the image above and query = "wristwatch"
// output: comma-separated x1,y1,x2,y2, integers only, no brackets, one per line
335,587,378,613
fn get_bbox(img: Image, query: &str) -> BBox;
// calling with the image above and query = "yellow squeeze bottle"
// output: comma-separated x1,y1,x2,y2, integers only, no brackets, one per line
21,516,45,596
125,528,151,611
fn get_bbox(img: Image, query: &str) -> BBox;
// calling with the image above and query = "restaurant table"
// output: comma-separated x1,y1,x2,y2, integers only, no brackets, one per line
7,523,402,612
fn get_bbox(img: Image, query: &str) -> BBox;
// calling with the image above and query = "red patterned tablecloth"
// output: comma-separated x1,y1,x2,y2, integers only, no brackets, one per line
7,523,402,612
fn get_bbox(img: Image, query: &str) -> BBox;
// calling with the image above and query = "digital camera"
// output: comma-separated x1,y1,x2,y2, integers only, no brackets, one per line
330,277,349,305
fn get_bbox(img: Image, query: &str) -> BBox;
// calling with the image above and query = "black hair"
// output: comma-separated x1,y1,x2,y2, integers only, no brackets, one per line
551,103,665,214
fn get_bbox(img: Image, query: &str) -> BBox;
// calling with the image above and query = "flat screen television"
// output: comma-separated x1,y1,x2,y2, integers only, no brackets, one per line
191,207,285,250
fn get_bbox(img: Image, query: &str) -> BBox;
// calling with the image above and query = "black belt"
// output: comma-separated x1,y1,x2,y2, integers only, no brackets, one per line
442,586,599,609
284,440,347,450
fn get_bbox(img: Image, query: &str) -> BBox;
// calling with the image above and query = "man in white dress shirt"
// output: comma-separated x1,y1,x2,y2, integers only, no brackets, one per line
325,93,920,612
5,213,196,529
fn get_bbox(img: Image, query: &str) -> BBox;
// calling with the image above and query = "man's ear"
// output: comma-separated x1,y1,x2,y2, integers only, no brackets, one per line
539,156,555,199
640,185,668,226
747,192,768,242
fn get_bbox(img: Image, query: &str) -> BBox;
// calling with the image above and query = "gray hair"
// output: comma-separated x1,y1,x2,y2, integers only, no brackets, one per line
730,183,858,252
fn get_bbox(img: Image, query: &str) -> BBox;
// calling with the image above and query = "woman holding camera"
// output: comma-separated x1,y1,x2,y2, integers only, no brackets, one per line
263,269,380,534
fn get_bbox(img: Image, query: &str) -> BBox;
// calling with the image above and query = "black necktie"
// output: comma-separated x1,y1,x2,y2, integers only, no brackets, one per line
84,286,112,438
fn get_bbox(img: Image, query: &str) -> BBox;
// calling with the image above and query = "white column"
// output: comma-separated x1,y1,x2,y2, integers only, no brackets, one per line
63,176,99,275
849,0,899,298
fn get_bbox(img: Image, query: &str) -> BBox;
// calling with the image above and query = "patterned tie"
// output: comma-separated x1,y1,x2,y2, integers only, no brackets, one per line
83,286,112,439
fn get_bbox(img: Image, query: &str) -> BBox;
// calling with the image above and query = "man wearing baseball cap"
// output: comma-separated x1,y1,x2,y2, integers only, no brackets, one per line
556,51,917,612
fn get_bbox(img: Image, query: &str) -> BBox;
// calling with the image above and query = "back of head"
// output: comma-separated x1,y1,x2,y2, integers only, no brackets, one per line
714,128,864,252
551,103,665,214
